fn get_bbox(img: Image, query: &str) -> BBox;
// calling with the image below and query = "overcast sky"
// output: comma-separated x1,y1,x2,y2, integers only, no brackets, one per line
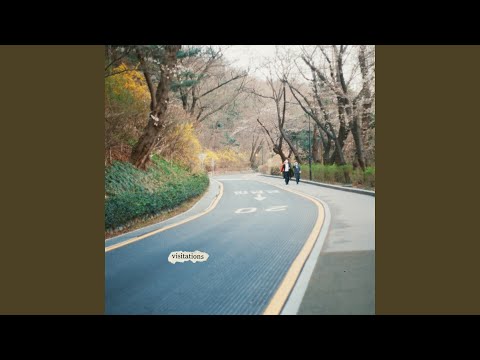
221,45,369,93
223,45,278,78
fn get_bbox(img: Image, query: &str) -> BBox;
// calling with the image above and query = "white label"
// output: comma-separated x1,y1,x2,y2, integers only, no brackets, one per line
168,251,209,264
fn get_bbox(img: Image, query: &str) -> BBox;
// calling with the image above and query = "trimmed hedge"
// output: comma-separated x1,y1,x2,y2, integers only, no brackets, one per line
311,164,375,188
263,163,375,189
105,159,209,231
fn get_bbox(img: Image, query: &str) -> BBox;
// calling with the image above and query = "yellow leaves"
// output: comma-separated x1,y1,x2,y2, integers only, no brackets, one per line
105,63,149,108
105,63,151,148
205,149,219,162
204,148,248,170
157,122,203,171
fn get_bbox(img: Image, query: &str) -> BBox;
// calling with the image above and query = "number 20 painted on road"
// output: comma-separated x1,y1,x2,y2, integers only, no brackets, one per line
234,206,287,214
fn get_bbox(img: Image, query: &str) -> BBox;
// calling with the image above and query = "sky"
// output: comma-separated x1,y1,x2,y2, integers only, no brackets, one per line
223,45,278,78
222,45,368,91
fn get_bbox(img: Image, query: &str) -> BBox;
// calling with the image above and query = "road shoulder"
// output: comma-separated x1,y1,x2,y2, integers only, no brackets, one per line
254,174,375,315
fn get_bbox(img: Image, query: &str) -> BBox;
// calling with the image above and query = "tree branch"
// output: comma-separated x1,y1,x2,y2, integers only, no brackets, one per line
281,83,287,128
302,55,338,95
336,45,348,94
105,46,133,72
257,118,276,146
198,101,229,122
135,45,156,111
197,72,247,99
287,80,335,139
104,68,136,78
245,87,275,100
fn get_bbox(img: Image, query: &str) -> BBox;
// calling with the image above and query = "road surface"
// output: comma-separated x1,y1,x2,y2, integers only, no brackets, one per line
105,173,375,315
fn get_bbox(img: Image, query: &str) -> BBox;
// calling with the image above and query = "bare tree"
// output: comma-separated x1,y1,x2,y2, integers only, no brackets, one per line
357,45,375,167
248,77,301,162
256,118,288,162
174,46,248,123
286,77,347,165
249,132,264,168
300,45,374,170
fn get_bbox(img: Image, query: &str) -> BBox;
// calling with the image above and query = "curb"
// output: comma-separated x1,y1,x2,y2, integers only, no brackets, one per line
259,174,375,197
281,196,332,315
105,177,221,243
252,177,332,315
105,179,223,252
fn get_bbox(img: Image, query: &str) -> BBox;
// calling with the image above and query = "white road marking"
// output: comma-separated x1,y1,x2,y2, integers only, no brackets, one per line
254,194,266,201
265,205,287,212
235,207,257,214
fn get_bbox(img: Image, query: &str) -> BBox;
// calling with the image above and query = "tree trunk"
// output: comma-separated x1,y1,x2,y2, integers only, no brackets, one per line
273,144,287,162
325,120,347,167
179,88,188,110
319,131,332,165
361,99,372,167
256,118,287,163
130,45,181,169
277,85,301,162
344,95,366,171
280,129,301,162
332,137,347,165
346,100,365,170
357,44,373,168
249,137,263,168
351,112,366,170
312,124,321,163
337,96,350,148
331,138,351,183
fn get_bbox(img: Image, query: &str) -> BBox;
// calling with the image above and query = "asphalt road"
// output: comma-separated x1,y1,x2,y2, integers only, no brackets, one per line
257,174,375,314
105,176,319,315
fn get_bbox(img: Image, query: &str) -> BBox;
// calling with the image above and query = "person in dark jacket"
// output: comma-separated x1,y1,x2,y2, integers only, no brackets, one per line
281,159,291,185
293,161,301,184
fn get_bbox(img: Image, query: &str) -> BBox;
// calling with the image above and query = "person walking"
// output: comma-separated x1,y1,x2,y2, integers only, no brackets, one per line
282,159,292,185
293,160,301,184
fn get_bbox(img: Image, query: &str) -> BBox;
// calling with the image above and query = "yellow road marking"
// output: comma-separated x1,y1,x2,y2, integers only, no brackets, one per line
105,180,224,253
255,179,326,315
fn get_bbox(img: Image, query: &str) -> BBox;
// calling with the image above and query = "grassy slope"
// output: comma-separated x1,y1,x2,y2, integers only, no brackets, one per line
105,156,209,232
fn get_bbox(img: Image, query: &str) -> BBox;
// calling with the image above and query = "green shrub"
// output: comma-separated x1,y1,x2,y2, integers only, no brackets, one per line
364,166,375,188
323,165,336,182
307,163,374,188
105,159,209,231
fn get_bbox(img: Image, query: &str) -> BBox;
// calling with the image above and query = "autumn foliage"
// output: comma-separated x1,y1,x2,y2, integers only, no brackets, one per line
105,63,204,170
105,64,149,154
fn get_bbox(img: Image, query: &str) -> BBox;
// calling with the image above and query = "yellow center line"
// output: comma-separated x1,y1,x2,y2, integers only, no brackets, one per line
105,180,224,253
254,178,326,315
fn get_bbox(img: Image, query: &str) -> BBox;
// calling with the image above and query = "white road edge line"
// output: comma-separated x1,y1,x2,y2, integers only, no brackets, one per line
280,196,332,315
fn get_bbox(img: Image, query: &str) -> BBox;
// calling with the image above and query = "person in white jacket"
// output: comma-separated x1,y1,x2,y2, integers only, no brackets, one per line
281,159,291,185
